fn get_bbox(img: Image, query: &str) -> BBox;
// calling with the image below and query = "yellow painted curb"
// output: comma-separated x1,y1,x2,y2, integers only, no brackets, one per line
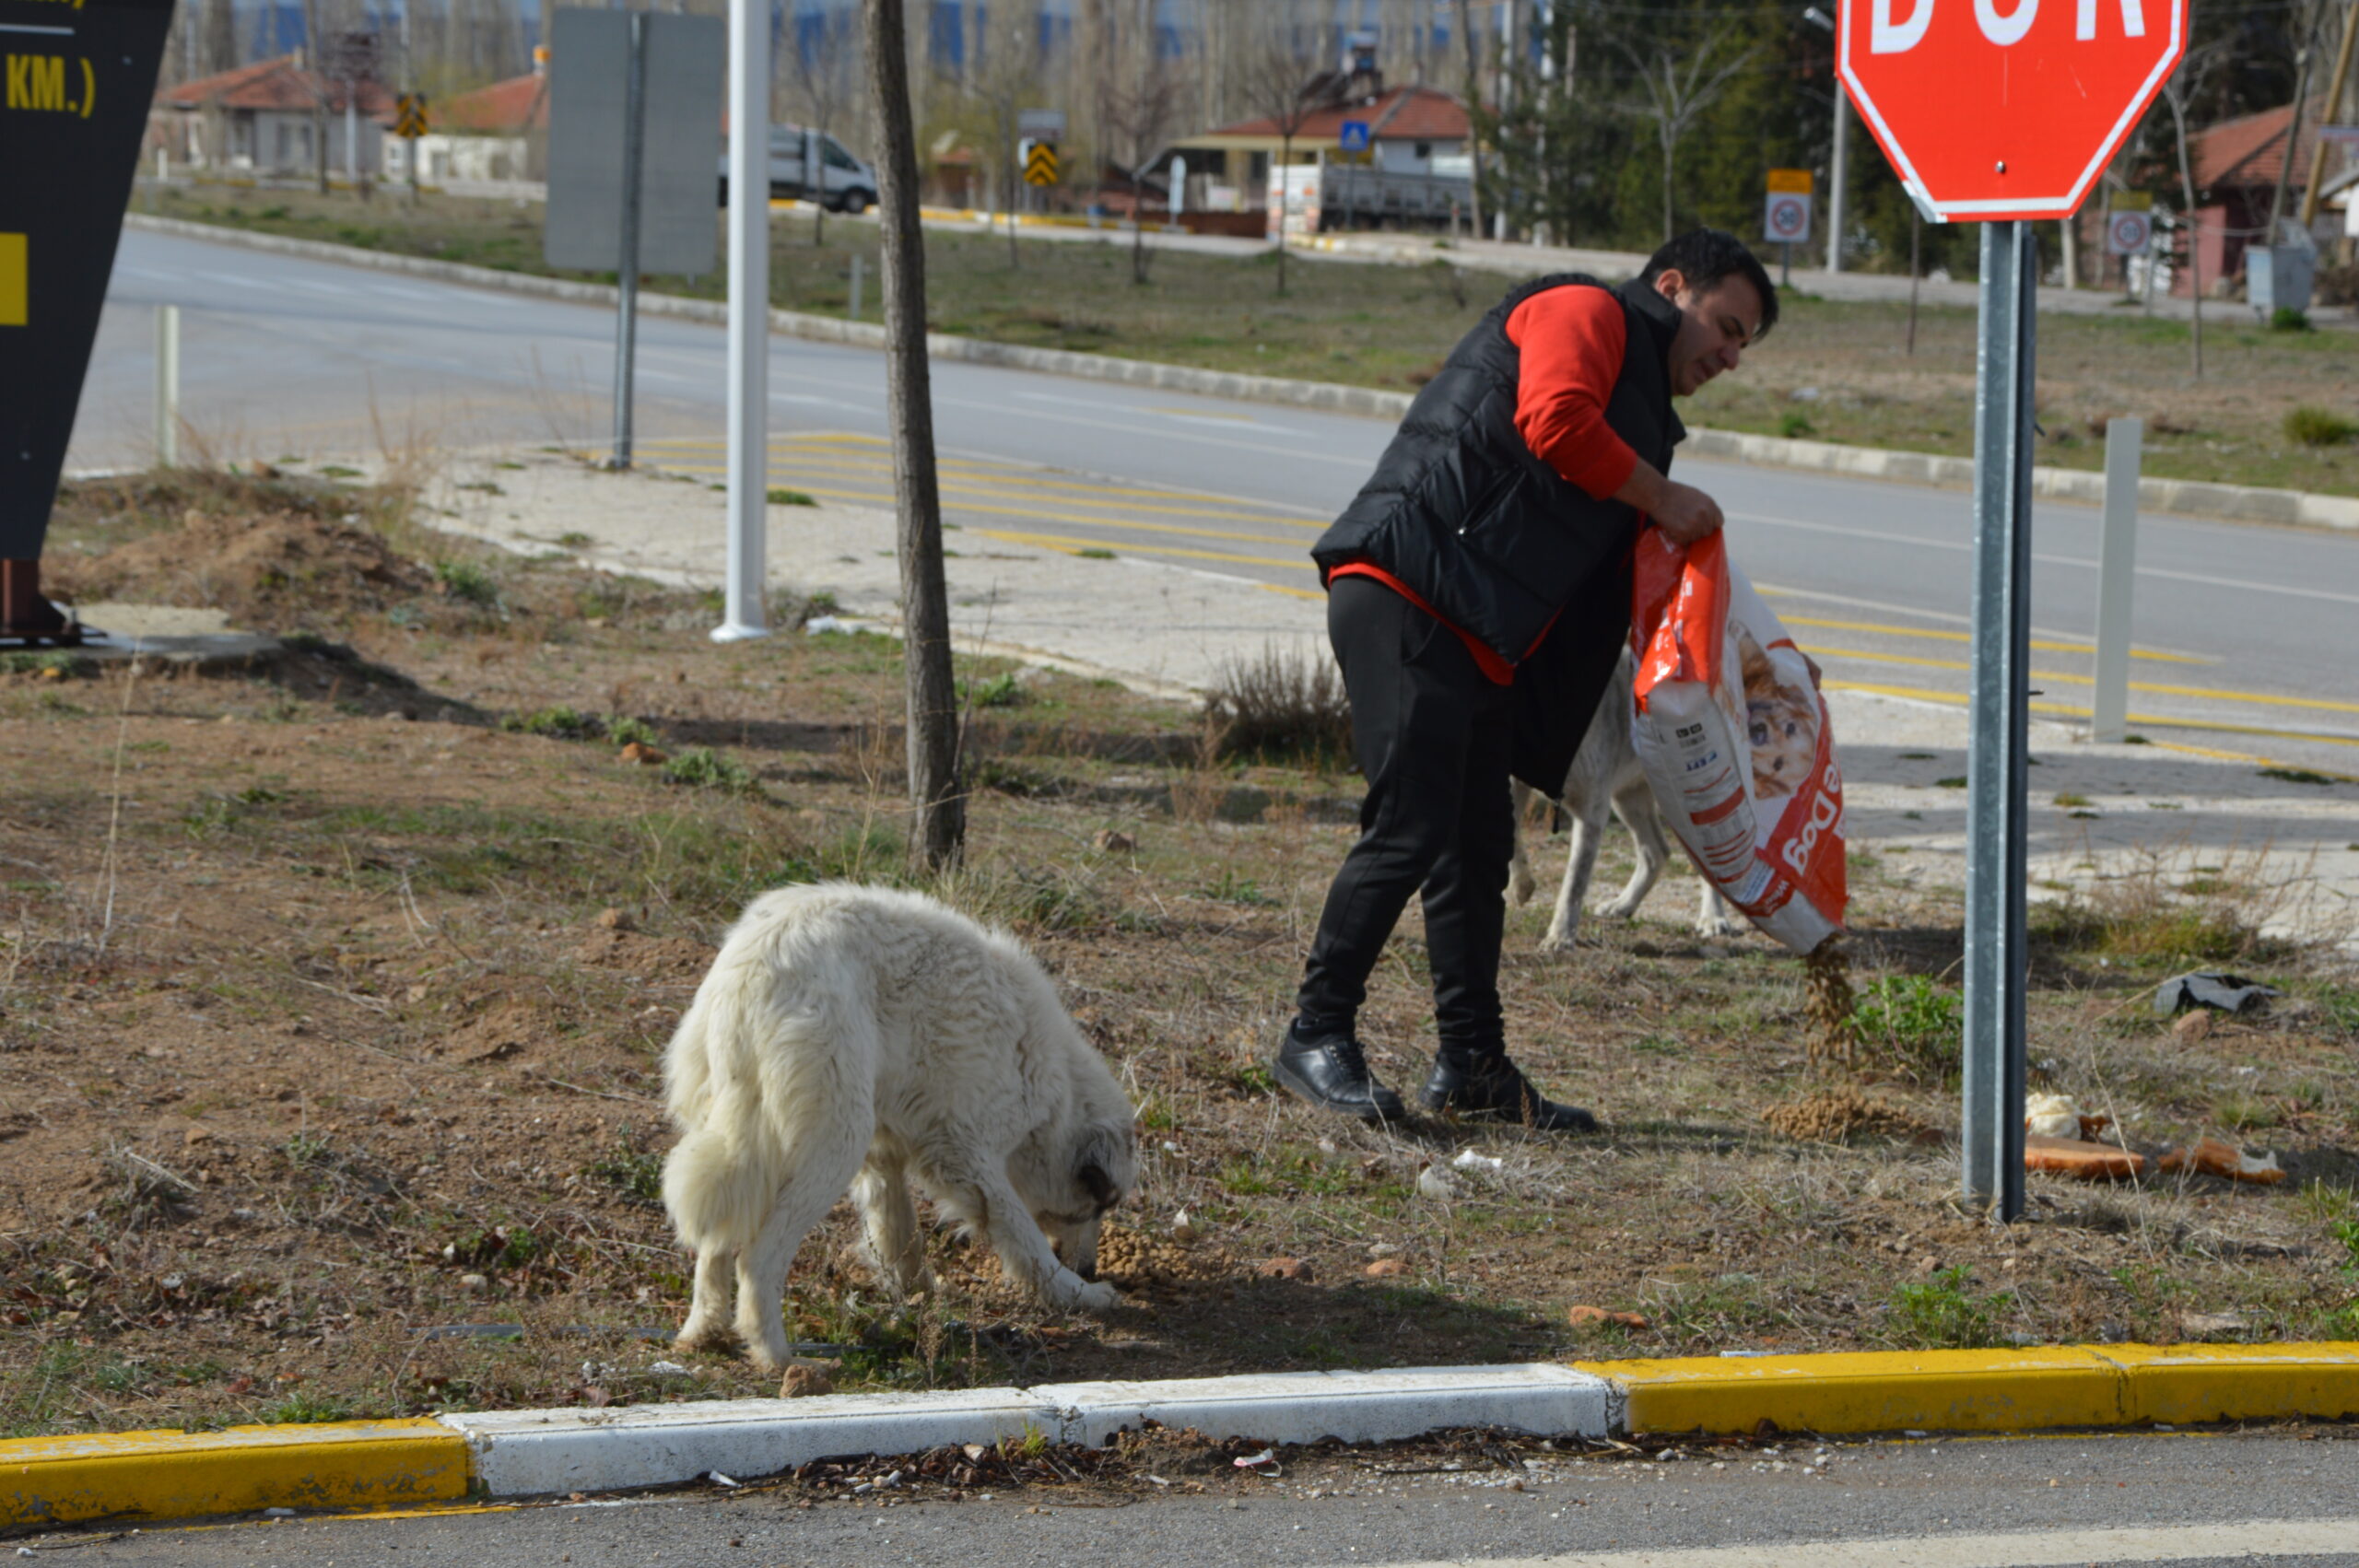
0,1420,467,1530
1579,1343,2359,1437
2107,1342,2359,1426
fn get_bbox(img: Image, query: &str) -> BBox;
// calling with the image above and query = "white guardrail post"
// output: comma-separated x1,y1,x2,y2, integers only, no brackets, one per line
152,303,179,468
2089,415,2142,744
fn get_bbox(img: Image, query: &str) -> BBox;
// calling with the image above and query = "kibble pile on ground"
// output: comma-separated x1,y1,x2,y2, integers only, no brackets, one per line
2,468,2353,1437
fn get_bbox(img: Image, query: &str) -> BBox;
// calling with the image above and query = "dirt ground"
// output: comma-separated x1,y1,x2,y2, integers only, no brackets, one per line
4,468,2355,1440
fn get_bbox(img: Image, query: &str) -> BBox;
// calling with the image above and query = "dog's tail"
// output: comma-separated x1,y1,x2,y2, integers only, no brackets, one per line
661,944,874,1254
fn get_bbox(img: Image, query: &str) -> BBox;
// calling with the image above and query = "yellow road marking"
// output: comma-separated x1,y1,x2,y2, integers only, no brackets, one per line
1260,581,1326,601
1778,613,2207,665
970,526,1310,570
737,457,1321,523
1825,680,2359,751
1802,647,2359,717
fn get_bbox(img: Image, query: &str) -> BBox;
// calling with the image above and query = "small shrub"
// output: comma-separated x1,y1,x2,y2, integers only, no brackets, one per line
259,1387,356,1424
606,715,661,749
435,558,501,607
1205,643,1353,763
1886,1265,2008,1349
766,487,817,507
586,1144,664,1205
500,705,603,741
661,746,757,793
1848,975,1961,1079
2285,406,2358,448
1777,411,1816,439
965,671,1026,709
2268,306,2311,333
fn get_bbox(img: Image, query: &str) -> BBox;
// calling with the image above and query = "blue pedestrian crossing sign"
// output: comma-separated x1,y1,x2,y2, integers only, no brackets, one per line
1338,120,1371,154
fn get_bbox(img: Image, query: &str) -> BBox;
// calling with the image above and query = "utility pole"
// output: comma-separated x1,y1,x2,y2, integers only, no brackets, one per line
2301,0,2359,228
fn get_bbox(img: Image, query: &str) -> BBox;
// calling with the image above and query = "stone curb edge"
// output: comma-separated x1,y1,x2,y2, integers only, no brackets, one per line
6,1345,2356,1531
122,215,2358,533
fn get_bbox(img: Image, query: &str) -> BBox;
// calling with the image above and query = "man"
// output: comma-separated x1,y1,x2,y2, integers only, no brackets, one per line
1276,228,1777,1130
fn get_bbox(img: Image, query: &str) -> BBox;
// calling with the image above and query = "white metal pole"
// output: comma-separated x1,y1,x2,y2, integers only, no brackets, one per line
2090,416,2143,744
153,304,180,468
714,0,771,643
1825,88,1849,274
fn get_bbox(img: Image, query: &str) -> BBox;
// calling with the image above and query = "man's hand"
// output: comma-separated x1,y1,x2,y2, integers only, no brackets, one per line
1650,480,1725,546
1614,459,1724,547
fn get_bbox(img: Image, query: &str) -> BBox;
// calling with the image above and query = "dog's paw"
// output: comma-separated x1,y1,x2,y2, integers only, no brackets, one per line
1537,928,1581,955
1059,1277,1121,1316
1694,911,1742,939
673,1320,738,1355
1508,871,1536,907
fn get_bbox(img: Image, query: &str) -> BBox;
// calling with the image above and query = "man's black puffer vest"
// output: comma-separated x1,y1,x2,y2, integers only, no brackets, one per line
1311,273,1685,666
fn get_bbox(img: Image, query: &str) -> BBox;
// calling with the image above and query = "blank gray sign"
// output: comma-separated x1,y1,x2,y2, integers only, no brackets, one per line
545,7,723,276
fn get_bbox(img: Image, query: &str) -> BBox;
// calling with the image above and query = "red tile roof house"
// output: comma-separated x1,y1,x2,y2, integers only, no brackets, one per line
2175,99,2343,295
381,66,551,185
154,55,397,179
1168,78,1473,235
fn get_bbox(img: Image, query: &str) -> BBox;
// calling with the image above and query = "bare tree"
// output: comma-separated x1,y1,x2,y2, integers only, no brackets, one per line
301,0,330,193
1454,0,1486,240
1239,20,1318,298
1097,0,1188,285
863,0,965,871
1614,27,1755,244
2159,39,2234,380
786,6,856,247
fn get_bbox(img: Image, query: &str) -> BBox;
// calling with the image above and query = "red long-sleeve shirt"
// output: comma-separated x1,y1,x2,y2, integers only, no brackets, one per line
1330,286,1637,685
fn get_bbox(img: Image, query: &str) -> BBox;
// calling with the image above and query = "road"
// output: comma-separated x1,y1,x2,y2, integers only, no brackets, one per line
76,226,2359,778
32,1430,2359,1565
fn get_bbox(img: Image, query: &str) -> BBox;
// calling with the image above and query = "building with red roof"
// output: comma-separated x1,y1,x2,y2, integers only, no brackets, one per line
154,54,397,177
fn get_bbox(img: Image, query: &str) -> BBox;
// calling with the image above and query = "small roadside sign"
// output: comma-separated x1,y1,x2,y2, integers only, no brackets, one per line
394,92,429,138
1764,169,1813,249
1017,108,1065,139
1339,120,1371,153
2104,205,2152,257
1023,139,1058,186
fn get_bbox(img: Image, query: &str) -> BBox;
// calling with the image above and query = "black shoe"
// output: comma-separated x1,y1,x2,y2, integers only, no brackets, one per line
1420,1054,1599,1133
1273,1019,1407,1124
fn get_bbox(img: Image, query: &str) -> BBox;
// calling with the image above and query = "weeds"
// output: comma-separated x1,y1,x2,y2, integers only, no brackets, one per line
501,705,604,741
1885,1265,2009,1349
607,715,662,749
2285,406,2357,447
1848,975,1961,1080
587,1144,664,1205
661,747,758,794
965,672,1026,709
434,558,501,608
1204,643,1352,763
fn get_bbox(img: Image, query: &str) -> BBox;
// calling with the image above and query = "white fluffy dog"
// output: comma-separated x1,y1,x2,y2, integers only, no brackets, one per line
1509,649,1739,952
662,883,1137,1371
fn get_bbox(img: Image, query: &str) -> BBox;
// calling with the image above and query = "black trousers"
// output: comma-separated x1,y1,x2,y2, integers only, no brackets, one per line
1297,576,1516,1059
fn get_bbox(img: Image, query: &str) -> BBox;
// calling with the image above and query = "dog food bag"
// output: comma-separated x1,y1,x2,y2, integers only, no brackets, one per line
1628,525,1846,953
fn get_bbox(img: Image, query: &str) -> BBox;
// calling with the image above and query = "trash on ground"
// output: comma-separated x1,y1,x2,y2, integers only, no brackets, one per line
2024,1133,2148,1181
1415,1163,1458,1201
1365,1258,1408,1278
619,741,666,766
1451,1149,1507,1174
2180,1311,2249,1337
2158,1137,2284,1185
804,615,851,635
2153,971,2279,1016
418,1323,525,1340
2023,1093,2115,1143
1566,1305,1649,1329
1233,1447,1282,1477
1254,1256,1314,1282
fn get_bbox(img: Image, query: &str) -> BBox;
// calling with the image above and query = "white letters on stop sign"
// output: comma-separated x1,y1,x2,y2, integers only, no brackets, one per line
1873,0,2145,52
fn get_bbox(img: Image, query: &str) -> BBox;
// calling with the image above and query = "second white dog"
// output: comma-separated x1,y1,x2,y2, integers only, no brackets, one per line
1508,649,1739,951
662,883,1137,1371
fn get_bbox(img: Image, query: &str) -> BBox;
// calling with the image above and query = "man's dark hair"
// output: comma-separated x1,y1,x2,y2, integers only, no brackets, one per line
1638,228,1778,342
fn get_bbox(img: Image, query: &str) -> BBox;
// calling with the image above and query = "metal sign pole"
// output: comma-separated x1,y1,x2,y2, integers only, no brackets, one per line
609,11,649,471
713,0,770,642
1962,218,2037,1221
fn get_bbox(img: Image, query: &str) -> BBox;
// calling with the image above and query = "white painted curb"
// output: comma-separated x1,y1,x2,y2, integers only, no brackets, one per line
434,1363,1614,1498
123,214,2359,534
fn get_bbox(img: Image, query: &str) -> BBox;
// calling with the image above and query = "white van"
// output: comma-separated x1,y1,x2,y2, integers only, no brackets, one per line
717,124,878,213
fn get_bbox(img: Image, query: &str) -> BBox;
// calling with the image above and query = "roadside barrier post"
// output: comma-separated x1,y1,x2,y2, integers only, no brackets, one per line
2090,416,2143,744
608,10,648,471
153,303,180,468
1962,219,2036,1223
850,253,863,321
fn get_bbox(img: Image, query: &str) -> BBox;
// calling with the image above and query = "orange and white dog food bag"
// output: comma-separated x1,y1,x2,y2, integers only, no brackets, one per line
1628,526,1846,953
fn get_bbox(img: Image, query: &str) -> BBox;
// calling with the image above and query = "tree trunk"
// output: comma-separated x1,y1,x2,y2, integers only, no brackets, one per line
1133,196,1148,284
1274,133,1290,297
1455,0,1485,241
2168,89,2203,379
809,126,827,247
303,0,328,194
864,0,965,870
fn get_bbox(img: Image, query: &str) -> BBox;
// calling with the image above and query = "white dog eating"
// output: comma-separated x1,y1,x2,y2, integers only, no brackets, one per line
661,883,1137,1370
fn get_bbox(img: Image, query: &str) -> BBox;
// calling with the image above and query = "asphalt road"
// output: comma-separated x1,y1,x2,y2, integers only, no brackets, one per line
32,1431,2359,1566
76,227,2359,776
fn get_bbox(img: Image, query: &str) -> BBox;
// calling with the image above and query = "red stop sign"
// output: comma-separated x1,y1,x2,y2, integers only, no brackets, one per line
1840,0,2186,221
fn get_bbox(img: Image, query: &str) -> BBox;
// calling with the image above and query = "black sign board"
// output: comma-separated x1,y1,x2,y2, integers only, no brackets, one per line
0,0,175,637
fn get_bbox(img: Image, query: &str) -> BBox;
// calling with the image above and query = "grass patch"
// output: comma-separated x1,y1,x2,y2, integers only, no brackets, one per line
1848,975,1962,1080
2285,406,2358,448
661,746,758,794
766,488,818,507
1885,1266,2010,1349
